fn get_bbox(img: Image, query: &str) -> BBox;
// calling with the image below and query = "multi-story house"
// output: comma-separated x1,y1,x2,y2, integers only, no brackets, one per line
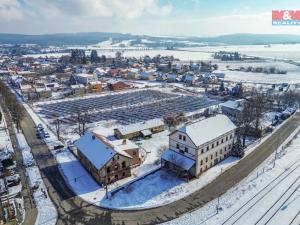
161,114,236,178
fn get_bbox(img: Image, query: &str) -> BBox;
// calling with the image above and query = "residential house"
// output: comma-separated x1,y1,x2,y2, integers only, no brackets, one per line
161,114,236,178
140,71,155,80
107,80,129,91
184,74,197,85
220,99,245,121
88,81,102,93
74,73,97,85
75,132,133,184
114,119,165,140
70,84,85,96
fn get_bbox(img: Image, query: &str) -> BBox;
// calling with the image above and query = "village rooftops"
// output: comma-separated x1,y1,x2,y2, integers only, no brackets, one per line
115,119,164,136
109,139,139,153
179,114,236,147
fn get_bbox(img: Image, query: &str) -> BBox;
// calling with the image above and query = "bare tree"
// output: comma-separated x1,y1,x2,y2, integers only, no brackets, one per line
74,107,90,136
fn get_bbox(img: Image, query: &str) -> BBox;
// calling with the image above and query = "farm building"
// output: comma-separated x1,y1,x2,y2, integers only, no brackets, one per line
114,119,165,139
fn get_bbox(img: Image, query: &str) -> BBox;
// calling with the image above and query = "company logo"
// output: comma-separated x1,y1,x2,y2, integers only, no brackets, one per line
272,10,300,25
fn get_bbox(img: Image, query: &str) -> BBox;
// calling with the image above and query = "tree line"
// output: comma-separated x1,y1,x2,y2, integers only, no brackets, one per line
0,80,25,131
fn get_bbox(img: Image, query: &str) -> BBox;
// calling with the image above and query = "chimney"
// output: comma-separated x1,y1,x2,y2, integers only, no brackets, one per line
122,139,126,145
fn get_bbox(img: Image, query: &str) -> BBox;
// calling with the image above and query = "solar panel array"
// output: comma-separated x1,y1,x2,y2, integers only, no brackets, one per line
37,90,219,125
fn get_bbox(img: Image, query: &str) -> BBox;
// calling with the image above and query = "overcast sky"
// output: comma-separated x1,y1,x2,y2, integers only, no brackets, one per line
1,0,300,36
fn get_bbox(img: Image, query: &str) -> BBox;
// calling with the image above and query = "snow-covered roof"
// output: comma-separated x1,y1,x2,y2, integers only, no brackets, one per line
109,139,139,151
116,119,164,136
179,115,236,147
161,149,195,171
107,79,123,85
89,81,102,85
75,73,94,78
75,132,115,170
220,100,244,111
71,84,85,89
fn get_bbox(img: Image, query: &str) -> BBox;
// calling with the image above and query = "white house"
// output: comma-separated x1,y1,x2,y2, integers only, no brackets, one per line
74,73,98,85
162,114,236,177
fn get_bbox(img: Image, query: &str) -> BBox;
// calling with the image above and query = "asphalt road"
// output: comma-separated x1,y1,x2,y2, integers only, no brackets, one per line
19,108,300,225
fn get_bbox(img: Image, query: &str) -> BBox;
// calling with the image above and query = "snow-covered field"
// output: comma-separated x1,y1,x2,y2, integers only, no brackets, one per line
162,127,300,225
14,127,57,225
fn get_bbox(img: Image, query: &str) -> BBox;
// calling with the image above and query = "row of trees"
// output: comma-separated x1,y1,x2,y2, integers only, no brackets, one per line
237,90,271,146
0,80,25,131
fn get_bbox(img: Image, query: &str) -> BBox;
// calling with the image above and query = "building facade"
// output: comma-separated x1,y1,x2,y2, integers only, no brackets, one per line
162,114,236,177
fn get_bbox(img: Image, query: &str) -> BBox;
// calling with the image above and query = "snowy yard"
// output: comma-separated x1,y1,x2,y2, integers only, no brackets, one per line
162,128,300,225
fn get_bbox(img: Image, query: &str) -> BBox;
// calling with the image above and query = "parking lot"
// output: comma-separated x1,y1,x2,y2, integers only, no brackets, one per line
36,89,219,125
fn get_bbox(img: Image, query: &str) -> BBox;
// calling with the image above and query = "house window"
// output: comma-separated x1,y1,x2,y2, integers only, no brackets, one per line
183,136,186,141
230,134,233,139
200,168,203,173
114,165,118,170
225,147,227,151
211,154,213,160
115,175,118,179
220,149,222,154
206,146,209,151
133,151,136,156
185,147,188,153
108,177,110,183
226,136,228,141
106,167,111,173
217,141,219,146
122,161,126,168
206,157,208,162
229,144,232,149
179,134,182,140
180,150,184,154
117,155,119,160
215,152,218,157
201,149,204,154
221,139,224,143
122,172,125,177
210,162,213,167
176,144,180,149
212,143,214,148
200,160,203,165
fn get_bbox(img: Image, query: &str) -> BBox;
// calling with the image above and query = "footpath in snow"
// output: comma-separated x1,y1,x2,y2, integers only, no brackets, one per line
14,127,57,225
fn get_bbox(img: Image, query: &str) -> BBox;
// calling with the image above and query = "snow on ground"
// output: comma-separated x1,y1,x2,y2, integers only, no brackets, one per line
14,127,57,225
96,113,296,209
162,127,300,225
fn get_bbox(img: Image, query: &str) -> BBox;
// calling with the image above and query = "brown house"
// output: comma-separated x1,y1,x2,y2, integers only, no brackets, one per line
88,81,102,93
75,132,133,184
107,80,129,91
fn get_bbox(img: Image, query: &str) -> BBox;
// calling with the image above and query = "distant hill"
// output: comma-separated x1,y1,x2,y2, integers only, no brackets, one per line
0,32,299,46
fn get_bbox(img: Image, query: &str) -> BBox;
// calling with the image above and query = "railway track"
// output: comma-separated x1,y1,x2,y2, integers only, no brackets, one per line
221,157,300,225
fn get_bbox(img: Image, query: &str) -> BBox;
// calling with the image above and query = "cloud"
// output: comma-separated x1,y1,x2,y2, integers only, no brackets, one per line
0,0,23,21
20,0,173,20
